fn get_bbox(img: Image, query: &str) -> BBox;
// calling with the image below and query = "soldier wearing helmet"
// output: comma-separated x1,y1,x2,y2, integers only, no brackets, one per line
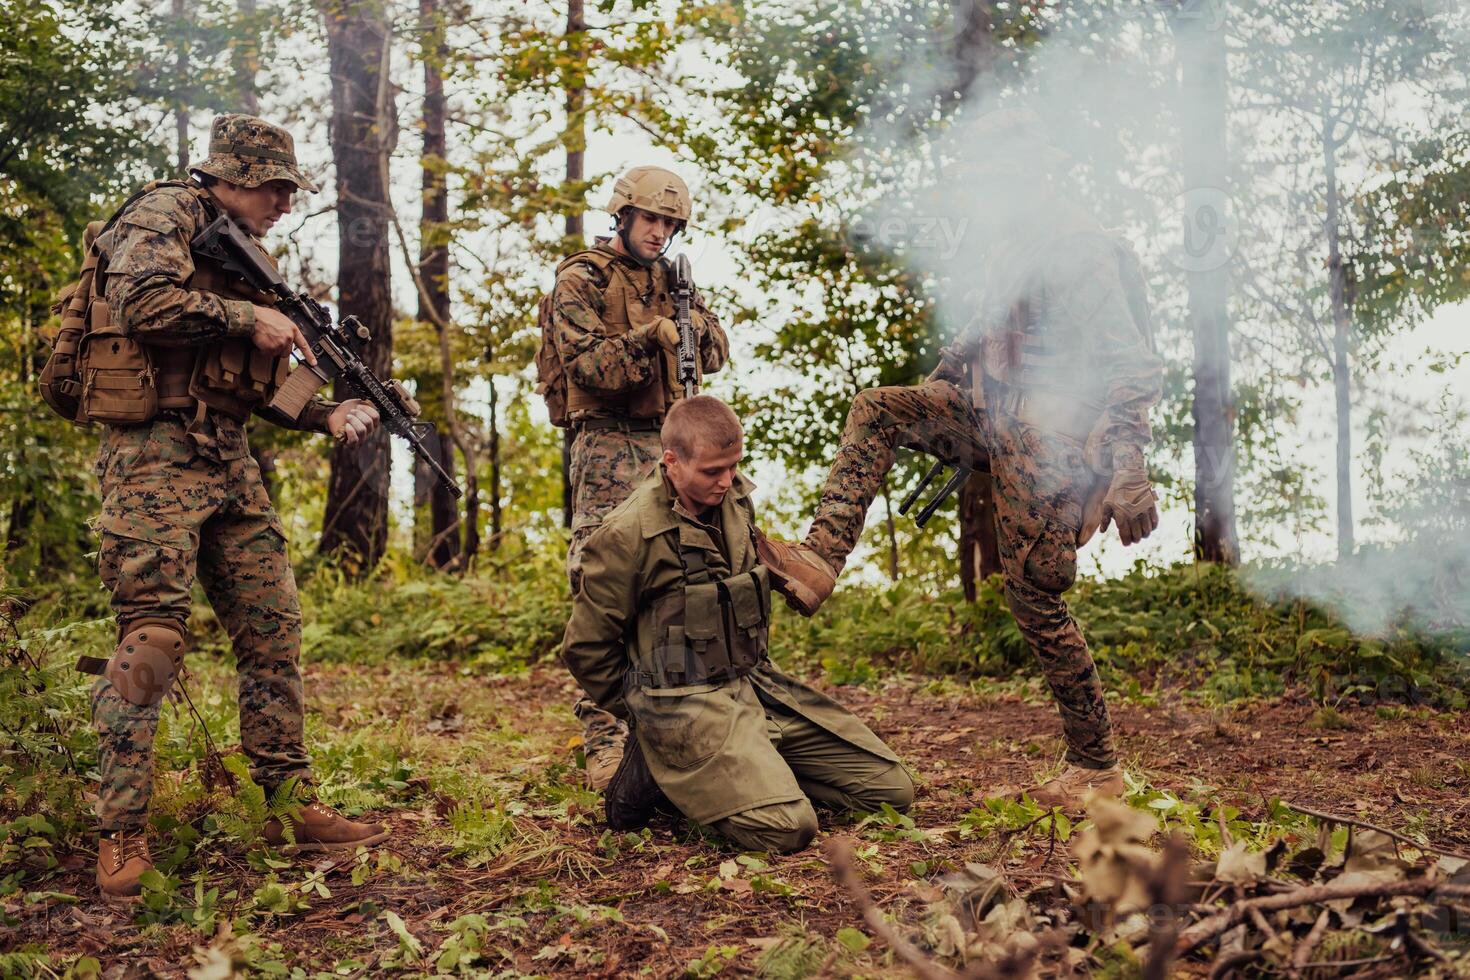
537,165,730,789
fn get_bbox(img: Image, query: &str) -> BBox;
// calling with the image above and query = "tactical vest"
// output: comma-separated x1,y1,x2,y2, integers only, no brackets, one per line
557,247,680,420
43,181,286,427
636,527,772,689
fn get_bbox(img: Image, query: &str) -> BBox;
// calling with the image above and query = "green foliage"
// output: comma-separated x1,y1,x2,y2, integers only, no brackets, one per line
297,543,568,666
755,924,832,979
685,944,742,978
442,800,522,867
776,560,1469,706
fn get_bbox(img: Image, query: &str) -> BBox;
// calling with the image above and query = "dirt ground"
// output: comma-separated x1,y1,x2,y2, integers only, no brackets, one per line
9,661,1470,977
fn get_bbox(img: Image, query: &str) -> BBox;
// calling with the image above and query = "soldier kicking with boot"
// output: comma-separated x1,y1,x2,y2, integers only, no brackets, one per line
535,166,729,788
562,397,913,853
756,109,1163,811
64,115,390,902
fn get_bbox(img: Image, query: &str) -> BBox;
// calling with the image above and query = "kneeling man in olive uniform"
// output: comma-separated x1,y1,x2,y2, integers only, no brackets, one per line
562,396,913,853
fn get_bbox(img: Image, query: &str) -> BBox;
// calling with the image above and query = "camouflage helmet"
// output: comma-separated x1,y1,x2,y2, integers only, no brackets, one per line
193,114,319,193
604,166,692,226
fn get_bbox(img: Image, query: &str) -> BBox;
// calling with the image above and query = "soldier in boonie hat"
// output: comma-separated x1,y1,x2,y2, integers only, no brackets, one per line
193,114,318,193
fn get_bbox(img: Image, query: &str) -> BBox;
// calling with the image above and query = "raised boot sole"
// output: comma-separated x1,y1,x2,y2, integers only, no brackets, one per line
766,566,821,617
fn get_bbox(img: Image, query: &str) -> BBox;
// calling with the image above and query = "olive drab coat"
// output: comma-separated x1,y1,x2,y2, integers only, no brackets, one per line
562,468,899,826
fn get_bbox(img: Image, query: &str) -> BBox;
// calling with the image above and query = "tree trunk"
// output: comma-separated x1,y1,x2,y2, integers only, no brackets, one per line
958,471,1001,602
427,433,458,568
880,475,900,581
560,0,586,530
462,470,481,564
1322,114,1354,560
319,0,394,574
1171,0,1239,565
233,0,260,114
417,0,460,570
488,376,502,551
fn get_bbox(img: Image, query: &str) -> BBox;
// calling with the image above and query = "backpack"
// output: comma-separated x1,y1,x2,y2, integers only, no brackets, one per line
38,180,196,424
38,220,106,421
535,251,614,429
533,290,570,428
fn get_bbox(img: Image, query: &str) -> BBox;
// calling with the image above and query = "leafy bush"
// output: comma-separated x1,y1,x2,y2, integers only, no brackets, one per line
774,560,1470,707
291,545,569,668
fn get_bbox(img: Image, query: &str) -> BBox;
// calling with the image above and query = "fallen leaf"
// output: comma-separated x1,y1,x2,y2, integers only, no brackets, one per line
1216,841,1266,884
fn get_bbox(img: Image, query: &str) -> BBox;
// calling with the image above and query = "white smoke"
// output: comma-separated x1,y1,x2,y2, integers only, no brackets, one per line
818,0,1470,641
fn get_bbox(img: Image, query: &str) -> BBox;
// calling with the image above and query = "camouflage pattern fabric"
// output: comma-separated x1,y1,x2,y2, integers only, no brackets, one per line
96,185,336,443
804,380,1117,769
566,426,663,757
193,114,318,192
566,427,664,590
100,185,259,347
552,243,727,421
92,417,309,831
551,239,729,762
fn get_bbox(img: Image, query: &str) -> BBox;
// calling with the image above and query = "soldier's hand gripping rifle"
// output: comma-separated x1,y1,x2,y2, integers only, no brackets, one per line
191,213,462,498
673,253,698,398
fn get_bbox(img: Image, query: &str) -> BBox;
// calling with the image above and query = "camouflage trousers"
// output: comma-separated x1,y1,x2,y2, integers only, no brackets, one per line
566,425,661,750
805,381,1116,769
92,416,310,832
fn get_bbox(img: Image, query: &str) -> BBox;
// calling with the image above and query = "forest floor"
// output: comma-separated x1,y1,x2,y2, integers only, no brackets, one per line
8,655,1470,978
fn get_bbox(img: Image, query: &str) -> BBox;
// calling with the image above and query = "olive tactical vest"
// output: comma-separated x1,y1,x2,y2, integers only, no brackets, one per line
557,247,680,420
637,521,772,689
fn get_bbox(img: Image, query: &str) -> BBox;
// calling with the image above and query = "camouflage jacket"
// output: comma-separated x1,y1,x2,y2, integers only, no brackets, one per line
551,240,728,418
97,184,336,441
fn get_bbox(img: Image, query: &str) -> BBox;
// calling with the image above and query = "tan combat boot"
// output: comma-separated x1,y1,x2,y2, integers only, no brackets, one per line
754,531,837,617
583,727,627,792
263,800,390,853
1027,764,1126,811
97,831,153,904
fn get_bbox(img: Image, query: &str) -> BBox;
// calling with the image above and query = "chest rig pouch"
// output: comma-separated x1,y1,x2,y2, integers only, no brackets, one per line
642,534,772,688
561,248,677,420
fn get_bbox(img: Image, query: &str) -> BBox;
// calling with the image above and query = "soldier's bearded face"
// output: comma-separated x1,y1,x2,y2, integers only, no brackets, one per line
665,438,743,514
621,208,679,261
211,179,297,236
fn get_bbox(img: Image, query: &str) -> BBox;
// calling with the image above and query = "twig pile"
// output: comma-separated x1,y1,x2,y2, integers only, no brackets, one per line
825,798,1470,978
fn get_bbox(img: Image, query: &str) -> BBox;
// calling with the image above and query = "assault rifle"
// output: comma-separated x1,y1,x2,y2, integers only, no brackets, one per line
191,213,462,498
672,253,698,398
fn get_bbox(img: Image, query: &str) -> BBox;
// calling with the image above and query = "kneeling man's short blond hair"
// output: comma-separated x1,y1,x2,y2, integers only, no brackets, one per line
662,396,743,460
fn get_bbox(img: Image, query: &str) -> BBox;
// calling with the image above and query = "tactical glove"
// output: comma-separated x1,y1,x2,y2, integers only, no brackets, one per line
636,316,682,354
1096,468,1159,546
